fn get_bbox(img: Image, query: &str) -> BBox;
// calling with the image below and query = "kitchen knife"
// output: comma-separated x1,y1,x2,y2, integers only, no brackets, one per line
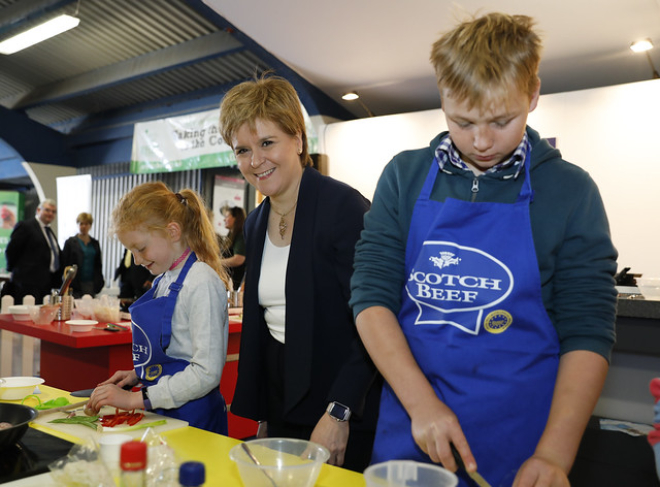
450,443,492,487
70,384,134,397
70,388,95,397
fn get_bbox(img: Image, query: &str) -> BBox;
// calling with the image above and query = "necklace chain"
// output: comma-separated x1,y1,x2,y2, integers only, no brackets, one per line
271,201,298,240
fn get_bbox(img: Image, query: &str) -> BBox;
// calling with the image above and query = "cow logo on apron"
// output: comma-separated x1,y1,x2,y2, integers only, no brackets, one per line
405,241,514,335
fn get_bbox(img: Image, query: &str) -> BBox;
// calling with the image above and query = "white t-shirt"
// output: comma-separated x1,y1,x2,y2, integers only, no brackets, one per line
258,233,290,344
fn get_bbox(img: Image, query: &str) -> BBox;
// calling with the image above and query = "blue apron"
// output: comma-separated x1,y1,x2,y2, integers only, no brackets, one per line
372,150,559,487
130,252,227,435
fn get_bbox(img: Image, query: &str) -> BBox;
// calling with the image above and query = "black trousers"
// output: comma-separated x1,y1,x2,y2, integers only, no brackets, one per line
265,333,375,472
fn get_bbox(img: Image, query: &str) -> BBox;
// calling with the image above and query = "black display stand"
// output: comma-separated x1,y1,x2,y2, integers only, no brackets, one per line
569,416,659,487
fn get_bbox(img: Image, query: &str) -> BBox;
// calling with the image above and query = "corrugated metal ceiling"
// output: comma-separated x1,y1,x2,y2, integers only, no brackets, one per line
0,0,273,132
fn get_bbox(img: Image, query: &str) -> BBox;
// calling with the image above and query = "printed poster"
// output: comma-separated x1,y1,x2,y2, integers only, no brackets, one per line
0,191,24,274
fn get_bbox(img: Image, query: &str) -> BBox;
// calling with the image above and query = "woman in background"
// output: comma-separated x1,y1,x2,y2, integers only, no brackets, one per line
221,206,246,291
61,212,104,297
219,75,381,472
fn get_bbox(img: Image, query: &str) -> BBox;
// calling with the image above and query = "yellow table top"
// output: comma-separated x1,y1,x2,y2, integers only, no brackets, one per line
9,385,366,487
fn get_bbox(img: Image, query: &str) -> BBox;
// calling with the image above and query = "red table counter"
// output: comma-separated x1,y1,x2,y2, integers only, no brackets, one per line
0,314,133,391
0,313,258,439
222,316,258,439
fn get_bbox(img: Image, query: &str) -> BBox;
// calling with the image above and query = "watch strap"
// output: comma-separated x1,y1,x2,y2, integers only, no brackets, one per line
141,387,152,410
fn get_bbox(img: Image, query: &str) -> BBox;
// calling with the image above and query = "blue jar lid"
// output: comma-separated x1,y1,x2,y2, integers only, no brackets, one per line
179,461,205,486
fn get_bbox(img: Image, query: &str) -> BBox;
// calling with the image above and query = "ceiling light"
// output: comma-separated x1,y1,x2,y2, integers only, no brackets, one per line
630,39,653,53
341,91,375,117
630,38,659,79
0,14,80,55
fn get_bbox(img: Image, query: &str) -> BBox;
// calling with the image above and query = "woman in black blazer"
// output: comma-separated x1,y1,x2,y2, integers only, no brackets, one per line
61,212,104,298
220,76,380,472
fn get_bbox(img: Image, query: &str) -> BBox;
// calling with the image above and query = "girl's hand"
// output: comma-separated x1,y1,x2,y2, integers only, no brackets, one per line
310,413,349,466
409,397,475,473
87,383,142,415
511,455,570,487
98,369,138,389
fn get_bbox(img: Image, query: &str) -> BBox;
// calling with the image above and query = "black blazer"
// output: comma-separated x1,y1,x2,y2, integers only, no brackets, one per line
61,235,105,297
4,218,61,301
231,167,381,431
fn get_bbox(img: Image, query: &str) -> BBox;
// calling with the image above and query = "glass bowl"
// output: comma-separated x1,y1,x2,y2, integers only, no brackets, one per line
229,438,329,487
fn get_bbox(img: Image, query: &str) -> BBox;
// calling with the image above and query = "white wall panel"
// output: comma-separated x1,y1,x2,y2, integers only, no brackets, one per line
323,78,660,278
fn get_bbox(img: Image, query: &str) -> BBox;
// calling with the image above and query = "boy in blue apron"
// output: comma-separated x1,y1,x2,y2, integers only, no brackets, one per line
87,182,229,435
350,12,617,487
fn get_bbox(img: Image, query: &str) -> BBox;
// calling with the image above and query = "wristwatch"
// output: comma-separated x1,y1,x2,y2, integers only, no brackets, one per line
326,401,351,422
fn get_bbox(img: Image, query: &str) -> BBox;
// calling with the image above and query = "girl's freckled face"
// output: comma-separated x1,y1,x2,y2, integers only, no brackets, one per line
118,228,175,276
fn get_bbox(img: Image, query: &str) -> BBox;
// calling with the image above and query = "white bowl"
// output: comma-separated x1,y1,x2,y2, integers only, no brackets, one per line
65,319,98,332
229,438,329,487
9,305,30,321
637,277,660,300
0,376,45,400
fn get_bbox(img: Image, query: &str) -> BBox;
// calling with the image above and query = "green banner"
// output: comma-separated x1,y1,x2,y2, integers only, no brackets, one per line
131,107,318,174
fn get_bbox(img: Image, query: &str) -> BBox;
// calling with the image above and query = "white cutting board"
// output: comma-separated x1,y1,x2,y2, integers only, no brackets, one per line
33,405,188,439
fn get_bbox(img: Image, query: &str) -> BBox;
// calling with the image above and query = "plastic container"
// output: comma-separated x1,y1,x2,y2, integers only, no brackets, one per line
9,305,30,321
27,304,60,324
364,460,458,487
179,461,205,486
229,438,329,487
637,277,660,300
100,434,132,480
92,295,121,323
73,297,95,320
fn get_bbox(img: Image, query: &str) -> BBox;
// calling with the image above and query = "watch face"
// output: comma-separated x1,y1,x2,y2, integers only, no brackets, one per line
328,402,350,421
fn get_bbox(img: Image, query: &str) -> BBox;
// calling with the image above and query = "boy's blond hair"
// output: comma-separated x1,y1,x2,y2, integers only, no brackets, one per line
430,12,541,109
219,75,312,167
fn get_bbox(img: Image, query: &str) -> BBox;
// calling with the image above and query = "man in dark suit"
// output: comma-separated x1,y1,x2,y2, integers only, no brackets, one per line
2,199,62,303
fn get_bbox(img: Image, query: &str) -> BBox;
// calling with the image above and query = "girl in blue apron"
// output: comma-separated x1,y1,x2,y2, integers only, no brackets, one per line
87,182,229,435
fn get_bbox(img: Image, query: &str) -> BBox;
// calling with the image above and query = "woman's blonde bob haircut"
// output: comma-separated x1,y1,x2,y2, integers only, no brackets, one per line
219,74,312,167
430,12,542,109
